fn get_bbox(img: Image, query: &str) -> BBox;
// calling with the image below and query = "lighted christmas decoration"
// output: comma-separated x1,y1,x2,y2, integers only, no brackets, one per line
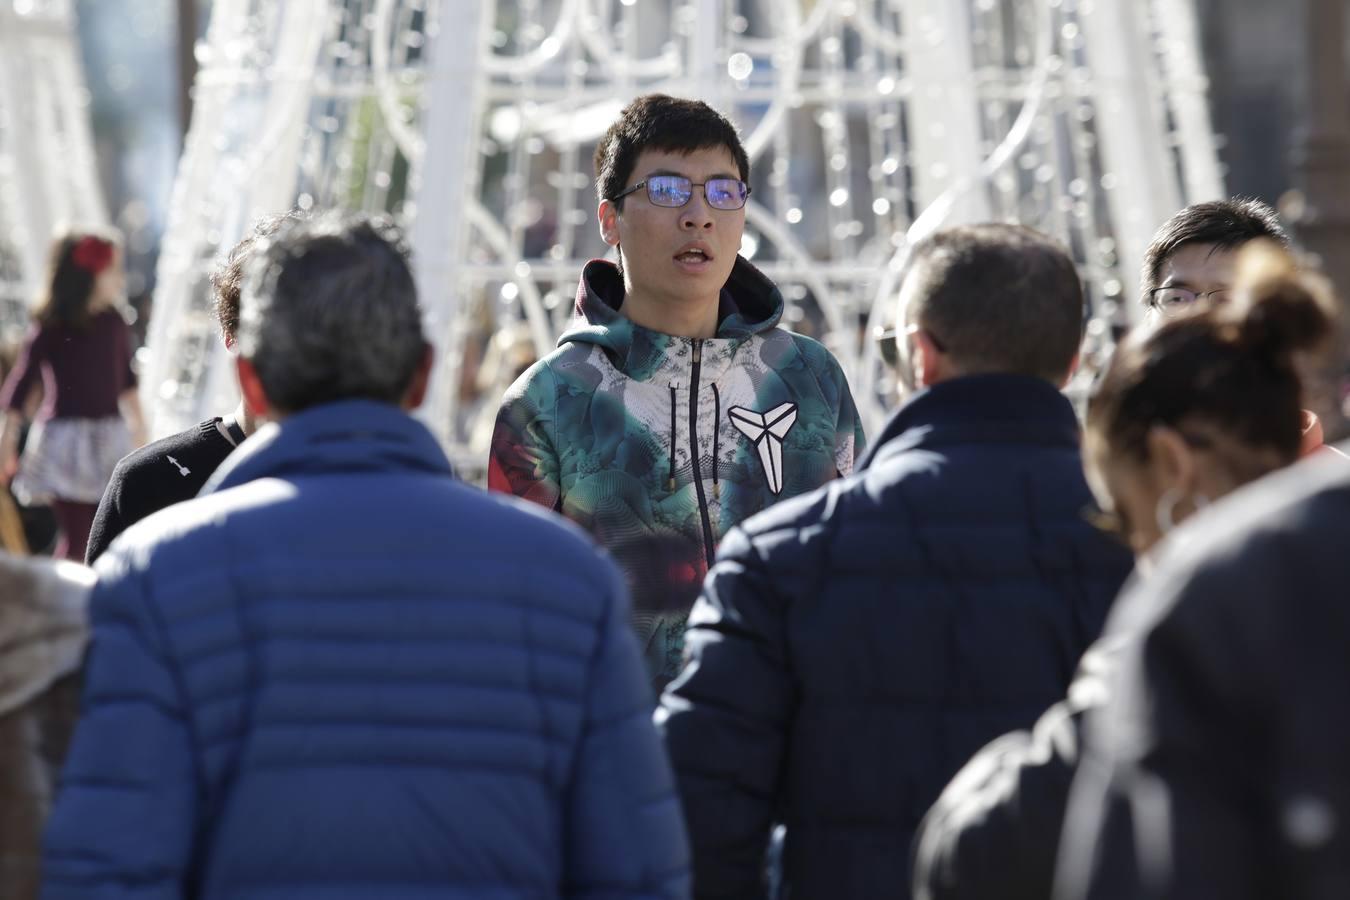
0,0,108,347
146,0,1222,475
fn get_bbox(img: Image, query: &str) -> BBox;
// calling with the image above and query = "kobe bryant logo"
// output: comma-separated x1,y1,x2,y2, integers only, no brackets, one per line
728,402,797,494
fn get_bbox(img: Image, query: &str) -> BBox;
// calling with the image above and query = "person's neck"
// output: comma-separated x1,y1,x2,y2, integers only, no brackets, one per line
620,285,720,339
230,399,259,436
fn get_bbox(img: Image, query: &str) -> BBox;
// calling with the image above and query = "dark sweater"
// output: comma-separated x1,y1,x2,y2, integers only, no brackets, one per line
86,419,237,564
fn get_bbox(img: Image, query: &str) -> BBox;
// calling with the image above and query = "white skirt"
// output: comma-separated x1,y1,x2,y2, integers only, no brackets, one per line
12,416,130,506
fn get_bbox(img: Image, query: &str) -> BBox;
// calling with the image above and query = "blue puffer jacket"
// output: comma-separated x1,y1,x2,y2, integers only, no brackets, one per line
658,374,1133,899
43,400,690,900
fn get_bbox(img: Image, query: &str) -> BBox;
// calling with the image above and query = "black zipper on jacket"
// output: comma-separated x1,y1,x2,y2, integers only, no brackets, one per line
688,340,717,566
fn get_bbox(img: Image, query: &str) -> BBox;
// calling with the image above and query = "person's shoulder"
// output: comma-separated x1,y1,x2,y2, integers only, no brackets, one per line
733,471,861,548
498,343,600,408
1117,455,1350,641
111,421,230,484
779,329,846,371
95,482,247,577
463,482,608,561
414,480,623,617
1165,453,1350,573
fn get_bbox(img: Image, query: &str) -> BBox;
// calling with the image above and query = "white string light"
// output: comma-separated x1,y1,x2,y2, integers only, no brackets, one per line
141,0,1222,464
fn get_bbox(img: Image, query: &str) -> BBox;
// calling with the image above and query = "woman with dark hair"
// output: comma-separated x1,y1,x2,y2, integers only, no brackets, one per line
0,230,144,561
912,240,1341,900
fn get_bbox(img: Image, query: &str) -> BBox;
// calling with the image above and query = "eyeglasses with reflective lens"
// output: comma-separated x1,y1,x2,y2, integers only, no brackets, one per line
1148,286,1233,316
613,175,751,211
873,323,945,368
874,325,899,367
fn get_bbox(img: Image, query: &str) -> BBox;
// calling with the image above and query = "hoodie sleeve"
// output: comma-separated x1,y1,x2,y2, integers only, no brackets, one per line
488,360,562,512
832,361,865,477
789,334,865,477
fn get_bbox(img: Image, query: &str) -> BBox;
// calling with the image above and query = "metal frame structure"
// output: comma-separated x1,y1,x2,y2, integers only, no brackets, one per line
146,0,1224,476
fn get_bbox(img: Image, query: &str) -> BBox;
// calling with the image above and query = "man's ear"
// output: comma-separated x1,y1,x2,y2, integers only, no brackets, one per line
1144,425,1198,496
598,199,621,247
912,329,947,388
401,343,435,411
235,356,271,419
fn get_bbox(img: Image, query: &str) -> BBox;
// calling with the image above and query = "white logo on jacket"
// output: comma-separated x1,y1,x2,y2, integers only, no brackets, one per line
728,402,797,494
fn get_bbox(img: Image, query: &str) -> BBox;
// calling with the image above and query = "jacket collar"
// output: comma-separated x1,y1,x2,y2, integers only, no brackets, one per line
859,373,1082,471
558,256,784,379
203,399,454,495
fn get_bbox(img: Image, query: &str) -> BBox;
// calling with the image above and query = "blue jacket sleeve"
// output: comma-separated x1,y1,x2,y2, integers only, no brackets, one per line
42,558,198,900
656,525,798,900
564,564,691,900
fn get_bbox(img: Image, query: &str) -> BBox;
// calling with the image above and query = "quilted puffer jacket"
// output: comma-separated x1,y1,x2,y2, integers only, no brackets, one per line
43,399,690,900
658,374,1133,899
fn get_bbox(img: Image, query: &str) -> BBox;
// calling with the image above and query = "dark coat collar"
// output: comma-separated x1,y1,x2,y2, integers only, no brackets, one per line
203,399,454,495
860,373,1081,471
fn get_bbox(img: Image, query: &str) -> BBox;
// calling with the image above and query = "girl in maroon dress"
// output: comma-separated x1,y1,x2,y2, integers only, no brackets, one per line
0,231,144,561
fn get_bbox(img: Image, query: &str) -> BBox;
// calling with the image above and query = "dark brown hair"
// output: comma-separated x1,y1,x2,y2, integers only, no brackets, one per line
210,212,302,341
594,94,750,208
33,229,120,328
1091,241,1337,469
1140,198,1288,305
904,223,1085,382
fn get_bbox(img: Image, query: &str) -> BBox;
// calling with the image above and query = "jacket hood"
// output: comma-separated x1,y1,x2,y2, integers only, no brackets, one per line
558,256,784,375
203,399,455,495
0,556,92,716
860,373,1081,471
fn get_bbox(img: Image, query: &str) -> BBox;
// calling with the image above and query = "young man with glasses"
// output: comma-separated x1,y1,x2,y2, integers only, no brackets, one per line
1138,198,1340,454
1141,197,1288,319
490,93,864,692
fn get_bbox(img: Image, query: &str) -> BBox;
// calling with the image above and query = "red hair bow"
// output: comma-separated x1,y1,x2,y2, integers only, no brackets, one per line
70,236,114,274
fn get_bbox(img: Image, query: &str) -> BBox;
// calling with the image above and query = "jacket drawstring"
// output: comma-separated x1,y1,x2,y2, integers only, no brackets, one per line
711,383,721,500
668,383,678,491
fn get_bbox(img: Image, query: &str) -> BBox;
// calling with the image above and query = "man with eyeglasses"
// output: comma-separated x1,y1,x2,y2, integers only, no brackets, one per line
1140,198,1339,455
1141,197,1288,319
657,224,1133,900
490,93,864,692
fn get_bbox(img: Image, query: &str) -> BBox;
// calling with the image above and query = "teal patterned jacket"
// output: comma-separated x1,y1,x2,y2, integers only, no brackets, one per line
490,257,865,690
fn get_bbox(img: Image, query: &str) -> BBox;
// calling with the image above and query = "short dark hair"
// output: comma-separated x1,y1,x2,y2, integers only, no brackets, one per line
1091,241,1336,474
594,94,750,208
237,212,426,413
210,212,302,341
902,224,1084,382
1140,198,1289,302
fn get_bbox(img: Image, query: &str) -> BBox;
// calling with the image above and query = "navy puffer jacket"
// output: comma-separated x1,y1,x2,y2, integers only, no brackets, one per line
658,374,1133,899
43,400,690,900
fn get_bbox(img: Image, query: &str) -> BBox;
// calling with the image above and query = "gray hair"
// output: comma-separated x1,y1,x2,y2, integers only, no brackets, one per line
237,212,426,413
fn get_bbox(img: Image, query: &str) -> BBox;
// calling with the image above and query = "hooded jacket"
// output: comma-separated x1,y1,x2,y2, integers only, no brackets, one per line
42,400,690,900
490,257,864,688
